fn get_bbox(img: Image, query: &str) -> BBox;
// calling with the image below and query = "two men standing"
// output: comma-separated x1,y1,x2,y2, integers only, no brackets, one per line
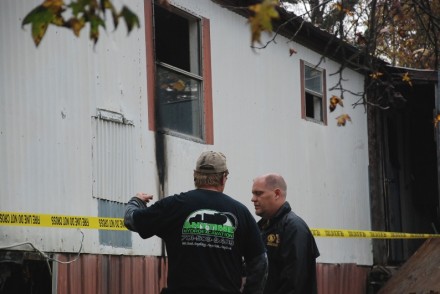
125,151,319,294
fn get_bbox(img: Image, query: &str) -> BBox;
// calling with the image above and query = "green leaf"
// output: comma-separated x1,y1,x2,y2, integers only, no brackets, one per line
89,15,105,44
68,0,92,17
23,0,140,46
22,5,51,27
119,6,140,34
100,0,119,29
22,5,55,46
31,22,49,46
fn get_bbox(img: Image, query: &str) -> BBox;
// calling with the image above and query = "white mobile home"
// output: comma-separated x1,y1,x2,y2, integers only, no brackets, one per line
1,0,373,292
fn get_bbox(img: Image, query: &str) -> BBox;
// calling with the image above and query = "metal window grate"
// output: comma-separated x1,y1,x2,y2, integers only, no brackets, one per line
92,110,134,202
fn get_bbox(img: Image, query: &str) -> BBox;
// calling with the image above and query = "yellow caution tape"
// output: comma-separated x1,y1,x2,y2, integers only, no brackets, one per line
310,228,440,239
1,212,440,238
0,212,125,231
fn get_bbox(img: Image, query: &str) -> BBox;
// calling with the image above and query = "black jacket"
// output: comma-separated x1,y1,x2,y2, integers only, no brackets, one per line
258,202,320,294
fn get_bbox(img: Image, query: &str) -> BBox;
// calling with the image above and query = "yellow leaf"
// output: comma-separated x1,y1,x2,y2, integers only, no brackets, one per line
248,0,280,45
434,114,440,128
402,72,412,86
169,80,186,91
369,71,383,79
344,9,353,16
334,2,343,11
68,18,85,37
42,0,64,15
42,0,64,8
42,0,64,26
336,114,352,126
329,95,343,112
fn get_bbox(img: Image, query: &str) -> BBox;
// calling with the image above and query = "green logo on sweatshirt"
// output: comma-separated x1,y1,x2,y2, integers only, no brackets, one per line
181,209,237,249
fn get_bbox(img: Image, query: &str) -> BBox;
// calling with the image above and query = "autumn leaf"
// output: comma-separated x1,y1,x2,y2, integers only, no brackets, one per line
169,80,186,91
119,6,140,34
22,0,66,46
289,48,297,56
405,38,415,46
42,0,64,11
68,1,87,17
402,72,412,86
24,0,141,46
160,80,186,91
333,2,352,15
369,71,383,79
355,32,366,46
329,95,343,112
434,114,440,128
67,17,86,37
248,0,280,45
42,0,64,7
334,2,343,11
336,114,352,126
344,9,354,16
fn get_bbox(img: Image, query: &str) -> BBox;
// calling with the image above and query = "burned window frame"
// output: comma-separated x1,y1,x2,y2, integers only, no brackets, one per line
147,2,213,143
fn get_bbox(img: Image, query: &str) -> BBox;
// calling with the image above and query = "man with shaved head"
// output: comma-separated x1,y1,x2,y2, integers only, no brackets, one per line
252,173,320,294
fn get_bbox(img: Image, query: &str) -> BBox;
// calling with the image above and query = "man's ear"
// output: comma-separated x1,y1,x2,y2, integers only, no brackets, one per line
274,188,281,199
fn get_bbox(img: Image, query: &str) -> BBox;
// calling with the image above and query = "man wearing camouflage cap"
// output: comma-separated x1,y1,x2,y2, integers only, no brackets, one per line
125,151,268,294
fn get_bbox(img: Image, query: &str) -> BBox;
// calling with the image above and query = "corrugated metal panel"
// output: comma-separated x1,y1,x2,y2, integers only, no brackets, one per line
55,256,370,294
378,238,440,293
55,254,168,294
92,115,135,202
317,263,370,294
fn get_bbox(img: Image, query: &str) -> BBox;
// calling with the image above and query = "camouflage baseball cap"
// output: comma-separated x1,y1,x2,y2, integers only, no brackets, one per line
195,151,228,174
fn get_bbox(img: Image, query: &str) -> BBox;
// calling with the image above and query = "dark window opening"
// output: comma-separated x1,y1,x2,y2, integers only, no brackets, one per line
154,4,203,140
305,93,322,120
154,6,193,73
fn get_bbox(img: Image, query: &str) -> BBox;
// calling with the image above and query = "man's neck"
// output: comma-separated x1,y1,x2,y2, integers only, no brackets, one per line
199,185,224,192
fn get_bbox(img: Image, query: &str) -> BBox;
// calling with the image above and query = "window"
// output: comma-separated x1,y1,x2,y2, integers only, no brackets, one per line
300,60,327,124
145,1,213,143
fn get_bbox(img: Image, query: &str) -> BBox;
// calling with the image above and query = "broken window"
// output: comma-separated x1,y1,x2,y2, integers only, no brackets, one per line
301,60,327,124
154,4,205,140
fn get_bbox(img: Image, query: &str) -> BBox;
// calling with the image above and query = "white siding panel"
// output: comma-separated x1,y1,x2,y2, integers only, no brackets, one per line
167,0,372,265
0,0,162,256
